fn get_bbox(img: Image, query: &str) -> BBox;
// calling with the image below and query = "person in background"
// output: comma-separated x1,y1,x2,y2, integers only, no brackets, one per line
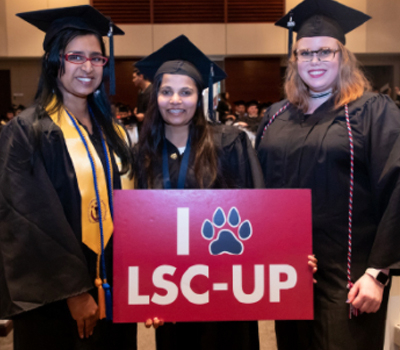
0,6,136,350
118,103,140,146
234,100,262,146
0,108,15,133
256,0,400,349
246,100,259,118
15,104,26,115
216,92,234,124
132,65,152,134
233,100,247,120
258,102,272,118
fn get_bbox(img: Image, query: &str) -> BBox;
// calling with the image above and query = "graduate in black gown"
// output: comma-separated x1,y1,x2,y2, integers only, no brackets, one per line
133,35,263,350
0,6,136,350
256,1,400,349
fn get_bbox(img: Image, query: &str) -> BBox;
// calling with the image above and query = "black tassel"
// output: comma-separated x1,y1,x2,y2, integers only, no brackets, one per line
287,12,295,59
208,63,214,121
108,22,116,96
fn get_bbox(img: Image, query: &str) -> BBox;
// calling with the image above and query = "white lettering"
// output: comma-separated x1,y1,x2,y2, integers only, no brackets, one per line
232,265,264,304
181,265,209,305
151,265,179,305
269,264,297,302
128,266,150,305
177,208,190,255
213,283,228,291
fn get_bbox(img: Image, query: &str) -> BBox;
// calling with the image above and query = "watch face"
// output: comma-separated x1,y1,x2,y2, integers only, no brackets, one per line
376,272,389,285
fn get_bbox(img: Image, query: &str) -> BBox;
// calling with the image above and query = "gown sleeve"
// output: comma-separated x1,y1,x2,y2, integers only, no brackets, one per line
0,115,93,319
362,94,400,271
216,124,265,189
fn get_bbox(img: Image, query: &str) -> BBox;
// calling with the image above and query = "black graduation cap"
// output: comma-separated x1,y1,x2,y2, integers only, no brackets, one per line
16,5,124,95
275,0,371,57
135,35,226,88
135,35,226,120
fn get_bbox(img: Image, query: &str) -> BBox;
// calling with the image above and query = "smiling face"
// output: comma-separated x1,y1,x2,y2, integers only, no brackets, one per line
57,34,103,101
247,105,258,117
297,36,340,93
157,74,198,131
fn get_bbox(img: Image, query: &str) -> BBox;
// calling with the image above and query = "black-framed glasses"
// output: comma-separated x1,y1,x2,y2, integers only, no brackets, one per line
63,53,108,66
295,48,340,62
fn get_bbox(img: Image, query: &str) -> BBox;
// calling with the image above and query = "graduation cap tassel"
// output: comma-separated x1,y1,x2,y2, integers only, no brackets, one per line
287,12,295,59
108,22,116,96
103,281,113,320
208,63,215,121
95,278,107,319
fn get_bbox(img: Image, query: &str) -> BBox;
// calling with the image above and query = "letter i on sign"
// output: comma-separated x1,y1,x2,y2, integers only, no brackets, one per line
177,208,189,255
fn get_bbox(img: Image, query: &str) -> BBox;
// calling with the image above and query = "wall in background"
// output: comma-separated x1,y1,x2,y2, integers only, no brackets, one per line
224,57,282,104
0,58,41,109
3,0,400,58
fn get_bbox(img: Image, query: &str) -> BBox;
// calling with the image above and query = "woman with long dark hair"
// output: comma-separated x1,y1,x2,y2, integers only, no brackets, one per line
134,35,263,191
0,6,136,350
256,0,400,349
134,35,263,350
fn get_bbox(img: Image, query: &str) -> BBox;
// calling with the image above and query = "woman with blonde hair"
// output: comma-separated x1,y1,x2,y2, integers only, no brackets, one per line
256,0,400,349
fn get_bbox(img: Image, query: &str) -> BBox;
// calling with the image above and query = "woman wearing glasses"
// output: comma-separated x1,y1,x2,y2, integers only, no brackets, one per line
0,6,136,350
256,0,400,349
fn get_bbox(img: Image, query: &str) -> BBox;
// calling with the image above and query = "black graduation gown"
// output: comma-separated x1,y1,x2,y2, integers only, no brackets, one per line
135,124,263,350
0,107,136,350
255,93,400,350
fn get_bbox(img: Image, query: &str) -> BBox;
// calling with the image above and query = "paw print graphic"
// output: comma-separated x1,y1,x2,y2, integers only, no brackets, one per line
201,207,252,255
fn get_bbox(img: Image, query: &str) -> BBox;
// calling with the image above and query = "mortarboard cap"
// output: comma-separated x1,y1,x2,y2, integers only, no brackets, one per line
135,35,226,88
135,35,227,120
275,0,371,57
17,5,124,95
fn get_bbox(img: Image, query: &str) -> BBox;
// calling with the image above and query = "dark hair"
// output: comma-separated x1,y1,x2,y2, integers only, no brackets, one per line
34,28,132,175
219,92,229,101
135,72,218,188
133,65,150,81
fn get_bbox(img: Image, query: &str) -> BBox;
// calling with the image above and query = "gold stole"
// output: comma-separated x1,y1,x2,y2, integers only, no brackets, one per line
46,98,133,319
46,100,133,254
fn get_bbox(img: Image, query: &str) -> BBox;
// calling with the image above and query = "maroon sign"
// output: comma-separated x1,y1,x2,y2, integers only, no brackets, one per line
113,189,313,322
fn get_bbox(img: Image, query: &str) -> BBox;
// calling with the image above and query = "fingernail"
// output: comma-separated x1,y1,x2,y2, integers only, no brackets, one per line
346,299,350,303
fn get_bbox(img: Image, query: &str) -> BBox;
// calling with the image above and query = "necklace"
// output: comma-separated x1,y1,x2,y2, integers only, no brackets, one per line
309,89,333,99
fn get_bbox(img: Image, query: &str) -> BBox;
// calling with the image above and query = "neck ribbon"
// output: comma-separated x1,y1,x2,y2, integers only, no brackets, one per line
162,133,192,189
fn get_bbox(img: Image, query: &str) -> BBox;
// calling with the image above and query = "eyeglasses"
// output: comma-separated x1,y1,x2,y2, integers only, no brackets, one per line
63,53,108,66
295,48,340,62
